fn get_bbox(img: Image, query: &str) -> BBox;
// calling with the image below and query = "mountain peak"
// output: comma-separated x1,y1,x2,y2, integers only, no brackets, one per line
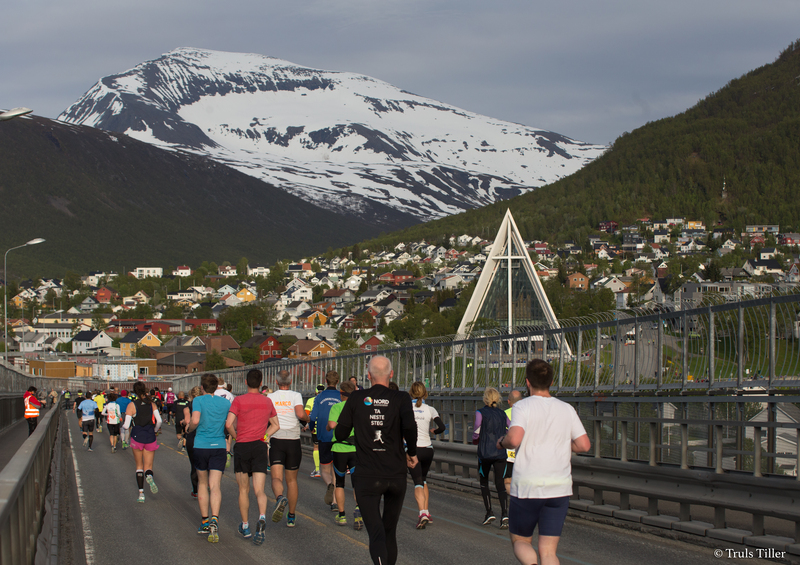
59,48,605,223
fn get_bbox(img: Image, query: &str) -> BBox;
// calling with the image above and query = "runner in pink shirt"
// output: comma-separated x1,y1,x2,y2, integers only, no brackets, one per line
225,369,280,546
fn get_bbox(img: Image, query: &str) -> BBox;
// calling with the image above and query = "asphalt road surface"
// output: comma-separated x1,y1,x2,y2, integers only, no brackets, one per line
59,414,781,565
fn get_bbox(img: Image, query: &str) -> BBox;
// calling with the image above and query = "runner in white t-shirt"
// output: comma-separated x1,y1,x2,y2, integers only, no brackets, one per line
267,370,309,527
497,359,591,565
215,380,236,467
408,381,446,529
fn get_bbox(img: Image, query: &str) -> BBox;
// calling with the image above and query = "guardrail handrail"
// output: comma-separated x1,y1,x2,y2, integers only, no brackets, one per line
0,398,61,565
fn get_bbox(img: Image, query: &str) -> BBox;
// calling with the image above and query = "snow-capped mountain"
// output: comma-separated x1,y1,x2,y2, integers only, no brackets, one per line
60,48,605,223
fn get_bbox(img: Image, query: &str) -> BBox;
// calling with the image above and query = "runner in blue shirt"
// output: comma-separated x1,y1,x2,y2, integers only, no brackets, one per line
77,395,98,451
309,371,343,509
187,373,231,543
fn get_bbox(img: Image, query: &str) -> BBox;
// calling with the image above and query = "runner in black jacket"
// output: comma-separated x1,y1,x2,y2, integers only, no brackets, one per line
335,355,418,565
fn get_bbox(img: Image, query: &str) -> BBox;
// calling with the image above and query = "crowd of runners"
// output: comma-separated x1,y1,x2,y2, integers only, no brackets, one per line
63,355,590,565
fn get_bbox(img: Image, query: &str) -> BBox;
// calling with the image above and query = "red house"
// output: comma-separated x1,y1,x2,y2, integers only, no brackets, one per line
95,286,119,304
359,335,383,353
245,335,283,361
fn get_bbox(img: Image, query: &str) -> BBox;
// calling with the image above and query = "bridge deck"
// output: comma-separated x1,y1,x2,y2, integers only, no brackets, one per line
52,413,774,565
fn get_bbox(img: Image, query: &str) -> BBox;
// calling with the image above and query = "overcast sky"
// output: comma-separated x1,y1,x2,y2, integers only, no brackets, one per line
2,0,797,145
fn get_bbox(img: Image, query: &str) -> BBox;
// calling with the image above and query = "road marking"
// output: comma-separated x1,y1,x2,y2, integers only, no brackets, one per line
68,424,95,565
157,440,370,550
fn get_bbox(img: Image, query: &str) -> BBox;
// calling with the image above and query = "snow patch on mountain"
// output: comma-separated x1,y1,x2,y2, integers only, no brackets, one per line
59,48,606,222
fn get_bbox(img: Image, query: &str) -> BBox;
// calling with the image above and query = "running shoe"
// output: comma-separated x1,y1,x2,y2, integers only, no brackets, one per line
482,513,496,526
137,492,145,503
83,436,88,448
286,513,296,528
416,515,428,529
500,516,509,529
197,520,210,535
207,518,219,543
238,522,252,539
97,427,102,433
353,507,364,531
324,483,335,505
146,475,158,494
112,446,116,453
225,452,231,469
122,442,128,450
310,469,321,478
272,494,288,523
335,514,347,526
253,518,266,546
87,448,93,452
191,492,198,498
424,511,433,524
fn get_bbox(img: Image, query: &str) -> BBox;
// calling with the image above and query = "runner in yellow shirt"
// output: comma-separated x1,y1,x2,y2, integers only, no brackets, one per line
306,385,324,477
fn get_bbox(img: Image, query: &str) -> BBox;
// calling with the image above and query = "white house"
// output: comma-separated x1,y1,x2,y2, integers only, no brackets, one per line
72,330,113,354
134,267,163,279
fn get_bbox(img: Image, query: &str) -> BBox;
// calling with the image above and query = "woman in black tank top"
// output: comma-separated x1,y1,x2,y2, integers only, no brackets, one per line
124,382,162,503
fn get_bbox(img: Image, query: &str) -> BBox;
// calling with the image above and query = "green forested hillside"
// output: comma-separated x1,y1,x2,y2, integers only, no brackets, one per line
357,40,800,250
0,117,415,279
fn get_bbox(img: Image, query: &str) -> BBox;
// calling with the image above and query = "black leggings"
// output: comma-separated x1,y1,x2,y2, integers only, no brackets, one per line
408,446,434,486
353,475,407,565
478,458,508,516
185,432,198,495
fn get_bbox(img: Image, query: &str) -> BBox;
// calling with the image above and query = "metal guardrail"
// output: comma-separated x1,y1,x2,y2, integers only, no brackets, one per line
0,394,24,435
0,399,61,565
182,293,800,396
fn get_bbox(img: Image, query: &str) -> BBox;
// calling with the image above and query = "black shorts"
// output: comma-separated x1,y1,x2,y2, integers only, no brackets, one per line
268,438,302,471
194,448,227,472
234,441,269,475
81,420,95,433
508,496,570,537
107,424,121,436
318,441,334,465
506,461,514,478
311,432,318,445
409,446,434,486
333,450,357,488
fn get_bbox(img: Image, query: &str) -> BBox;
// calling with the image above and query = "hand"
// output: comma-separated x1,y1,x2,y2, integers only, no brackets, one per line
406,454,419,469
496,435,506,450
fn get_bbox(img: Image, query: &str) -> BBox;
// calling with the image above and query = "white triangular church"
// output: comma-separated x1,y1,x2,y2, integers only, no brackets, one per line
457,209,563,340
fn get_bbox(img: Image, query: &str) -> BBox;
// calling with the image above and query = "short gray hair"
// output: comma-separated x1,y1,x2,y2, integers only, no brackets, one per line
367,356,392,382
276,370,292,387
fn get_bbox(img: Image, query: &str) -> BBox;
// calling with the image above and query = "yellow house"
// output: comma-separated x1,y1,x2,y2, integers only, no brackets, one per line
119,330,161,357
288,339,337,359
236,288,257,303
10,294,26,309
28,359,75,379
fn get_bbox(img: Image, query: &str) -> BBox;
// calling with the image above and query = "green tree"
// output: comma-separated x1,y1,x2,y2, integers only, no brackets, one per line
237,257,249,278
205,349,227,371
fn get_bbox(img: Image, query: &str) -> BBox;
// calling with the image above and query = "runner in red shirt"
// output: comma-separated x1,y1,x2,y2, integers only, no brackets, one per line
225,369,280,546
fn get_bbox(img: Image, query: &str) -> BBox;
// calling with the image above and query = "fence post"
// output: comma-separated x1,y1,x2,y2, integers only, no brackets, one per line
575,328,582,391
594,322,601,389
707,306,717,388
738,304,745,387
682,310,689,390
754,427,762,478
634,314,639,391
657,314,663,390
769,299,776,387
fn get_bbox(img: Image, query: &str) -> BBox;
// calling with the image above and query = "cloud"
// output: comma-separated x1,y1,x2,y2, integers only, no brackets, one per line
1,0,797,144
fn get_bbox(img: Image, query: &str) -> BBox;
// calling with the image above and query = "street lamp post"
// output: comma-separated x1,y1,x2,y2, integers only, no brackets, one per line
4,238,45,365
0,107,33,121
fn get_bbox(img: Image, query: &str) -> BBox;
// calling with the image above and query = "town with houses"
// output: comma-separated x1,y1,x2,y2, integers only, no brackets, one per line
3,218,799,380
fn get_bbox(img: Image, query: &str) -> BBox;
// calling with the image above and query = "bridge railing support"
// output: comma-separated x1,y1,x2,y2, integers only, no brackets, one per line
0,398,61,565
